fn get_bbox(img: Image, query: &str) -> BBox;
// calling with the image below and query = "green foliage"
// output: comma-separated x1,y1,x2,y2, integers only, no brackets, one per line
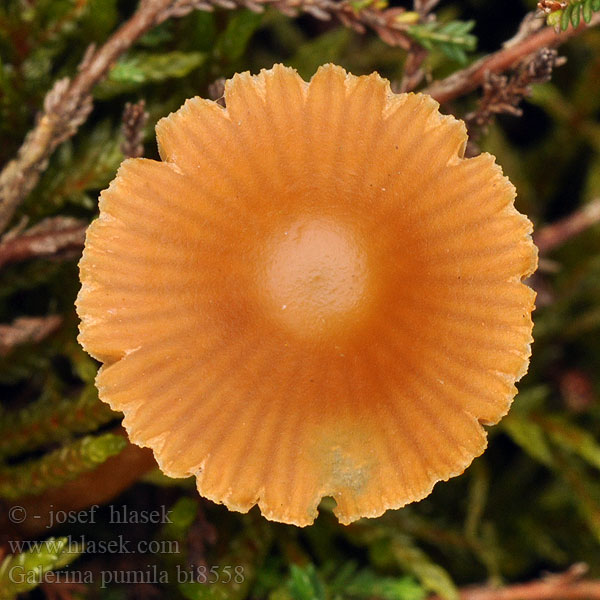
371,535,458,600
536,414,600,469
284,564,326,600
502,408,600,543
551,0,600,31
161,497,201,542
0,537,82,600
0,385,117,460
407,20,477,64
503,413,555,467
271,562,426,600
25,120,124,219
334,568,425,600
95,51,206,99
216,10,264,62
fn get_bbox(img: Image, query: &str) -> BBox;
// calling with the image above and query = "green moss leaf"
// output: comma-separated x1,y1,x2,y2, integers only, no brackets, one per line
502,415,555,467
216,10,264,62
0,537,81,600
95,51,206,99
407,20,476,64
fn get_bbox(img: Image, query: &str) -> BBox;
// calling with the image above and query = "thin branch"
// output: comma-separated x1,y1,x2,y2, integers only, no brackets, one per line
399,0,438,92
426,11,600,104
158,0,416,47
466,49,563,128
439,564,600,600
0,217,87,269
535,198,600,254
208,78,227,107
400,42,429,92
0,0,173,233
413,0,440,18
121,100,149,159
2,3,599,236
0,315,62,357
0,0,417,235
464,48,565,156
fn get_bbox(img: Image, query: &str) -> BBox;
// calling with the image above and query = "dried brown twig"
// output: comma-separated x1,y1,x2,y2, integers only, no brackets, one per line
158,0,415,46
0,217,87,269
426,11,600,104
466,48,564,130
529,199,600,306
0,0,174,234
400,45,429,92
1,2,600,237
464,48,565,155
0,315,62,357
535,198,600,254
208,78,227,106
0,0,416,235
431,564,600,600
413,0,440,17
399,0,439,92
121,100,149,159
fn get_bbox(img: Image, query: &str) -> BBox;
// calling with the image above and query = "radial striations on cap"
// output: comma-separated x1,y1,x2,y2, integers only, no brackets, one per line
77,64,538,526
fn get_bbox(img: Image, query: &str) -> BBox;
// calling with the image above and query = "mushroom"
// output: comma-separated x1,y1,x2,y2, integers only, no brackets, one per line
76,64,537,526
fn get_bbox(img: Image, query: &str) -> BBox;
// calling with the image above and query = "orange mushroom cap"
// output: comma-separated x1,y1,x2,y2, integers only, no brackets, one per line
77,64,537,526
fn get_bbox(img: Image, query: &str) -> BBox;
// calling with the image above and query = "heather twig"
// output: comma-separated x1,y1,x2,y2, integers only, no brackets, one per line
0,0,410,234
0,433,127,500
400,0,434,93
535,199,600,254
0,0,174,234
401,0,470,91
434,564,600,600
413,0,440,17
400,43,429,92
2,2,599,237
465,48,565,154
0,315,62,357
539,0,600,32
426,11,600,104
157,0,416,47
0,386,118,460
0,217,87,270
121,100,149,159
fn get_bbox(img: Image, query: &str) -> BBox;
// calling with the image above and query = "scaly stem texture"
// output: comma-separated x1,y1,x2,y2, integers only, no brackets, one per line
0,386,117,460
0,432,127,500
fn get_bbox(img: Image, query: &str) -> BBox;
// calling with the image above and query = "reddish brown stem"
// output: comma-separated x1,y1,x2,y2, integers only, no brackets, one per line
121,100,149,159
1,4,599,234
0,315,62,356
0,0,173,233
426,13,600,104
446,565,600,600
535,198,600,254
0,217,87,269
